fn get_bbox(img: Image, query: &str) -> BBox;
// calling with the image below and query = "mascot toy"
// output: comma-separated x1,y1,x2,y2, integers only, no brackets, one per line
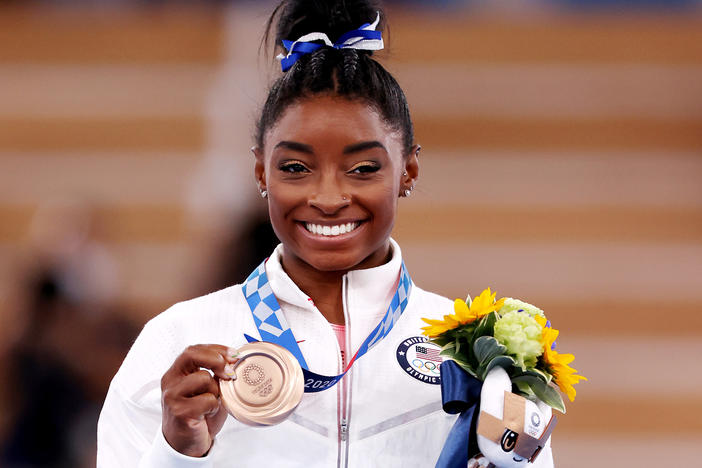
469,368,555,468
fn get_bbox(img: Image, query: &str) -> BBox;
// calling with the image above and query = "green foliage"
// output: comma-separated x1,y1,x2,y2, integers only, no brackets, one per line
473,336,505,366
512,374,566,413
484,355,515,375
428,312,567,413
473,311,497,338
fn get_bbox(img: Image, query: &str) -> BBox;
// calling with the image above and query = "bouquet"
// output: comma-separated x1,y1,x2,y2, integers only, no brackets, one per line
422,288,586,413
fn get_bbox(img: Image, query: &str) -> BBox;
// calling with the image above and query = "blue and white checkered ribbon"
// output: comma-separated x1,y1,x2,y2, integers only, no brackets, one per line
276,12,384,72
243,258,412,393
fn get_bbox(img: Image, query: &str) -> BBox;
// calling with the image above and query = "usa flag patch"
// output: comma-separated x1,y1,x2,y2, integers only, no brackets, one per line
396,336,443,385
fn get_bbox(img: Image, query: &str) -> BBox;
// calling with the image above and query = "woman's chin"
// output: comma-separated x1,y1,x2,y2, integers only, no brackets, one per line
288,243,390,275
298,251,368,273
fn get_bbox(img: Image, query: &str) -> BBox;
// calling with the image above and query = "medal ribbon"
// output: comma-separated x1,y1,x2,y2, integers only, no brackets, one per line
242,260,412,393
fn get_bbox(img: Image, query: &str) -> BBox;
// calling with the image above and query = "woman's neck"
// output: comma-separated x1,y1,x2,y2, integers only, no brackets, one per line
280,245,392,325
287,265,346,325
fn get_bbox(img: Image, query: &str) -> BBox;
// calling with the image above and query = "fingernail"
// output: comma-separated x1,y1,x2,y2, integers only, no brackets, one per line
224,363,236,379
227,347,240,360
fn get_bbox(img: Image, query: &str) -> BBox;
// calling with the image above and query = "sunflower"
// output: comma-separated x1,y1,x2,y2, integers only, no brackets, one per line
535,315,587,401
422,288,505,338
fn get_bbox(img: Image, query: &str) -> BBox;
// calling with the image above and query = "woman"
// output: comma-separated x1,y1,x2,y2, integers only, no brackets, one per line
98,1,462,465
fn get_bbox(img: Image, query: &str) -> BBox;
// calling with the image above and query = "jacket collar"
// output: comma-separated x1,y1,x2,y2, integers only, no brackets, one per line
265,238,403,319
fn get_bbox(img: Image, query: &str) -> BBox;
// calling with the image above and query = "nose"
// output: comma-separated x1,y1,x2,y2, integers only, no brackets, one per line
307,173,350,215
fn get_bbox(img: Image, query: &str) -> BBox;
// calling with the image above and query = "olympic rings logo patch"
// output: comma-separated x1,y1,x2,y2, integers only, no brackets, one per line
412,359,441,374
396,336,443,385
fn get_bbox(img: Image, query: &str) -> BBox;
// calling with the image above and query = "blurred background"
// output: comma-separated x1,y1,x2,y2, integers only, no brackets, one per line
0,0,700,466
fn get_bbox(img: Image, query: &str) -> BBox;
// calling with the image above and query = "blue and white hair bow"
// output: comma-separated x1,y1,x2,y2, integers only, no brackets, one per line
277,12,384,72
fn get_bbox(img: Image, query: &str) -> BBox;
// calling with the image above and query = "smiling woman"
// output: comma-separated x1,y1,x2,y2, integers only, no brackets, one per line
96,1,554,467
255,97,418,324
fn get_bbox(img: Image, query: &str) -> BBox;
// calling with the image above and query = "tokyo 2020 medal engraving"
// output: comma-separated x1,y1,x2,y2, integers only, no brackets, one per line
219,341,304,426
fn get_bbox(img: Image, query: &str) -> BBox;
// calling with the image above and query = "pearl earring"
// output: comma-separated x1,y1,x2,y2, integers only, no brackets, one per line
403,189,411,197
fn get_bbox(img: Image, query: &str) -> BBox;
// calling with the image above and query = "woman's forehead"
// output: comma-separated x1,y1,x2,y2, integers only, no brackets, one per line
265,96,401,149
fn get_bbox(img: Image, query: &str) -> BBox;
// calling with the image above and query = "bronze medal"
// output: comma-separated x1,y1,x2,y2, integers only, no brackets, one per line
220,341,304,426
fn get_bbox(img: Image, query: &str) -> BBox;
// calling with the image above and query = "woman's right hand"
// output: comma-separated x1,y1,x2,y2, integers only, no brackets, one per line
160,344,238,457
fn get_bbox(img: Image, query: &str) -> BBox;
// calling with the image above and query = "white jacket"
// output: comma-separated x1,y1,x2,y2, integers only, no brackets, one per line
97,240,459,467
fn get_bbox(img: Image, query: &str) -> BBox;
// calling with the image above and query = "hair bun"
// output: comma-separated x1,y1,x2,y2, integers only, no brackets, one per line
272,0,384,52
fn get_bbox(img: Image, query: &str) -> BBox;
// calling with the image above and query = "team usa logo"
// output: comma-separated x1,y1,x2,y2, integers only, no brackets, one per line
396,336,443,385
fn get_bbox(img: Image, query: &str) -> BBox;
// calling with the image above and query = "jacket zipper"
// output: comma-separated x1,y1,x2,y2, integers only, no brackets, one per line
338,275,352,468
340,419,348,441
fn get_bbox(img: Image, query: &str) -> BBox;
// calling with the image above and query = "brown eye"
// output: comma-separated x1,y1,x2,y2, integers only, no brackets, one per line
349,162,380,174
279,162,309,173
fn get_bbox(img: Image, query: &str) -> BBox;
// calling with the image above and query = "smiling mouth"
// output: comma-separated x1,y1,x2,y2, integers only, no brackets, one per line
513,456,524,462
304,222,360,237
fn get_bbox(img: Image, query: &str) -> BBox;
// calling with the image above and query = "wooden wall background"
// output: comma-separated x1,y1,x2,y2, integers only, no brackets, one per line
0,3,700,465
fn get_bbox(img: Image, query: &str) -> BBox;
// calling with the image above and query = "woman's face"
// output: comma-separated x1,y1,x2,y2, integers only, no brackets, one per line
255,95,418,273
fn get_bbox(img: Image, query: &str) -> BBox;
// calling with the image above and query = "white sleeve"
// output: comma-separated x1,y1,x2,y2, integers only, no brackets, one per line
97,380,215,468
139,428,215,468
96,309,216,467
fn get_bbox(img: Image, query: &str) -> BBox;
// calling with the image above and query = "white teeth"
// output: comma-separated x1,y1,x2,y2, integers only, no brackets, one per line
305,222,359,237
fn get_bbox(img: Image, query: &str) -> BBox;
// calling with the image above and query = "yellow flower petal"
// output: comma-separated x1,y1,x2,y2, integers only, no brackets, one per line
421,288,505,338
454,299,469,315
468,288,505,319
542,346,587,401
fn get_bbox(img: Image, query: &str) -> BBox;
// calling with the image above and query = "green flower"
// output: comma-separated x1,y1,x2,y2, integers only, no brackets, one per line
494,310,543,370
498,298,544,318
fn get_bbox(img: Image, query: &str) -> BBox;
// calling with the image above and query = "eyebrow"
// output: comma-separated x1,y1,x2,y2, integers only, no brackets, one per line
273,140,386,155
343,141,386,154
274,141,314,154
